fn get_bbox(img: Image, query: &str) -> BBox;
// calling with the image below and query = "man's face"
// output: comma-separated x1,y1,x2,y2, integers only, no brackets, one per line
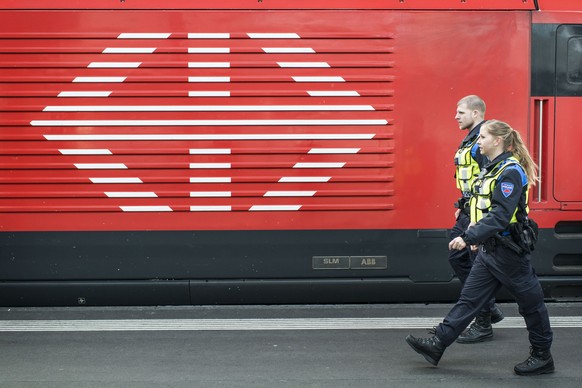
455,103,477,130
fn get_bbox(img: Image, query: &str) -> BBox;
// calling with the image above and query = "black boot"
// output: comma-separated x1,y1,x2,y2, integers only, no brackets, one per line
405,334,446,366
456,313,493,344
491,304,505,324
514,347,555,376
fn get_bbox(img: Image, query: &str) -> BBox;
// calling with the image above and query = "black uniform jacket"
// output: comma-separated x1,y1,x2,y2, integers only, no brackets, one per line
463,151,526,246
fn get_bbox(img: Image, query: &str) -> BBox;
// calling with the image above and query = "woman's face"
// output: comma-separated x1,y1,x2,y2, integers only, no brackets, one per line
477,126,500,158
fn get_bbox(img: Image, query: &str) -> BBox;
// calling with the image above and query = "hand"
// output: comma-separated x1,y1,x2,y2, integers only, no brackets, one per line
449,236,467,251
470,245,478,251
455,209,461,219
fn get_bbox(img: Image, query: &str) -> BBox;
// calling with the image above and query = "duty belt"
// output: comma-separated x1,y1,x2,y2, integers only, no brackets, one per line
482,234,523,255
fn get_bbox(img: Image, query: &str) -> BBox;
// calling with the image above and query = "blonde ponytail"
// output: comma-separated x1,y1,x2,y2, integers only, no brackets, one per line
482,120,539,186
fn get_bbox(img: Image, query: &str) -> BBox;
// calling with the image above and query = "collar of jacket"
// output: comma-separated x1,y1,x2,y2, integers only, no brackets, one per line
483,151,514,171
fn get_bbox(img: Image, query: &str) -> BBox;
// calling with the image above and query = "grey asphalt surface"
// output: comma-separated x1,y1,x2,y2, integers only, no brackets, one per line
0,302,581,387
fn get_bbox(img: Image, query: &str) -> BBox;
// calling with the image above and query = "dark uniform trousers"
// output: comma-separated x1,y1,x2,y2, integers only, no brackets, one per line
448,211,495,312
437,244,553,349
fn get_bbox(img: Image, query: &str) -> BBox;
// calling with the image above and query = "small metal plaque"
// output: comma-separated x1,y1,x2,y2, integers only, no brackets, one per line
312,256,387,270
312,256,350,270
349,256,388,270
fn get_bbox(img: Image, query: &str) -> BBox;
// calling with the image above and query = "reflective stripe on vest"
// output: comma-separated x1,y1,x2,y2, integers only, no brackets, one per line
469,156,529,224
454,138,480,193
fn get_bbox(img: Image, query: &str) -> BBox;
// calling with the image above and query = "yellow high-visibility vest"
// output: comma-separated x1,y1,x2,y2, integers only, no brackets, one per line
454,137,480,194
469,156,529,224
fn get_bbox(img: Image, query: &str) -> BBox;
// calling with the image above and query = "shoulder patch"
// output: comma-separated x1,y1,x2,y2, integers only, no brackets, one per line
500,182,515,197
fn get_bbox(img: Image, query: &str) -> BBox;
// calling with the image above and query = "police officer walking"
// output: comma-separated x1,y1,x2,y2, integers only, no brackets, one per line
406,120,554,376
451,95,503,342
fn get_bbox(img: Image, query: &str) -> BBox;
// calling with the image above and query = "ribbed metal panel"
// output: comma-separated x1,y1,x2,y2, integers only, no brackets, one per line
0,21,394,217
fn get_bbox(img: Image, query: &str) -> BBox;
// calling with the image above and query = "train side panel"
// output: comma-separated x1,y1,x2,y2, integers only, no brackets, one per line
0,6,581,305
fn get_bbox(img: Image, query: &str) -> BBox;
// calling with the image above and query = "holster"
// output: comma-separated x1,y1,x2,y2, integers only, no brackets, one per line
509,219,539,254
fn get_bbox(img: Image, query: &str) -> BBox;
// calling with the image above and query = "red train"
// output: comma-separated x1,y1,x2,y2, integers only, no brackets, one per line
1,0,581,306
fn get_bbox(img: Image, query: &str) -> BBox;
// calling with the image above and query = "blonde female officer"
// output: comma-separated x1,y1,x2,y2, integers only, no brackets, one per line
405,120,554,376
